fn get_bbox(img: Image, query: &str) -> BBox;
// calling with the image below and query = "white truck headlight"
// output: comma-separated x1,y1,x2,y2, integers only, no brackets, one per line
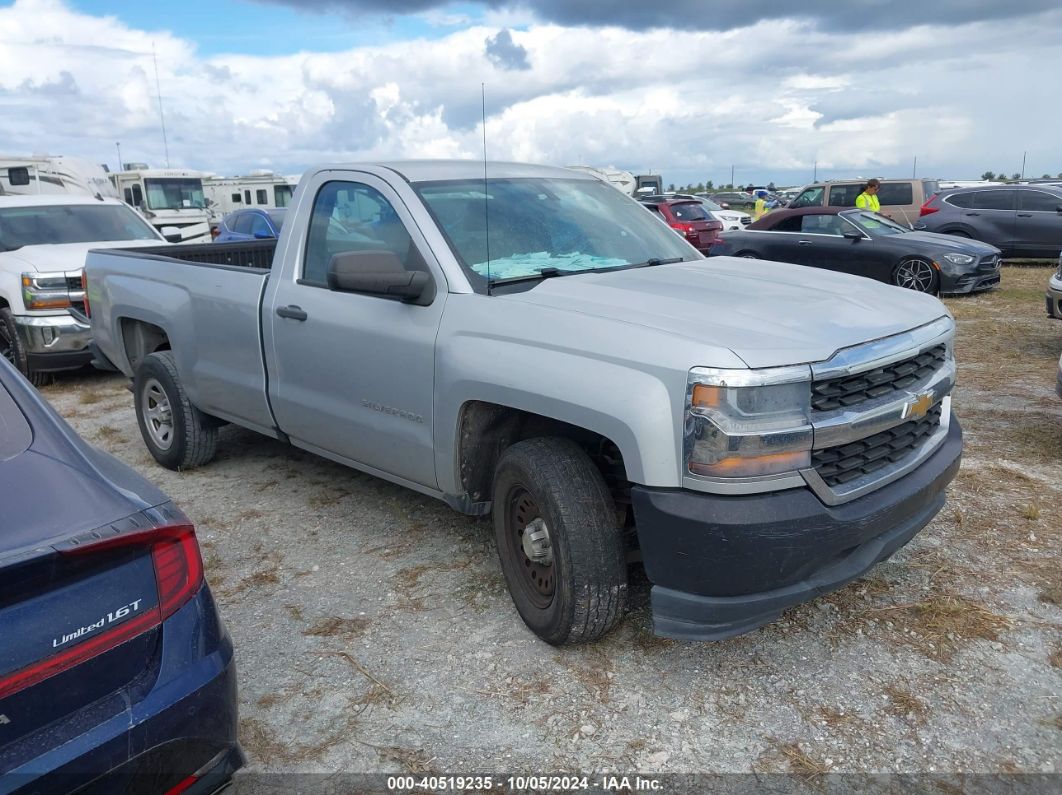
684,365,813,478
21,271,72,310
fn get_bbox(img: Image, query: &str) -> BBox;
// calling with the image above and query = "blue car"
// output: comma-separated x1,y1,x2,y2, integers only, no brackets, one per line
0,357,242,793
214,208,285,242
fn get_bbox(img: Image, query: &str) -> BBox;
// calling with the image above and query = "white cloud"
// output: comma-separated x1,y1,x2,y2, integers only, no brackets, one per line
0,0,1059,185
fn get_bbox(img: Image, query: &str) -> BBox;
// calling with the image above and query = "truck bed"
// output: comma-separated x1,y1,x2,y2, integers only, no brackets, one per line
113,240,277,271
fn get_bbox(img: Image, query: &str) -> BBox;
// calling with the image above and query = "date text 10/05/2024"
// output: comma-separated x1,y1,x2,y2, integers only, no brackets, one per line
386,776,663,792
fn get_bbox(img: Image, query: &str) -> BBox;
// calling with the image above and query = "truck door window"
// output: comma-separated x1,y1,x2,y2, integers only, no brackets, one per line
790,187,823,208
302,181,420,287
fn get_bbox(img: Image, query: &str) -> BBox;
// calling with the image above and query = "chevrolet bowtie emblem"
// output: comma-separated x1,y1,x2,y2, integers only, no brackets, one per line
903,392,934,421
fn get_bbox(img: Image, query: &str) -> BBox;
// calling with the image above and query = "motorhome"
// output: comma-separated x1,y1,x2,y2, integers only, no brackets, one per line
567,166,663,197
110,168,212,243
203,172,298,225
0,155,119,198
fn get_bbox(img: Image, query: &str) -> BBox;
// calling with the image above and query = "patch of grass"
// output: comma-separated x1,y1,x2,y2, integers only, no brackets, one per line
768,740,829,779
78,390,105,405
240,717,346,765
95,425,124,441
284,603,304,621
1039,583,1062,607
868,594,1010,662
302,616,371,638
238,508,264,521
1021,504,1041,521
817,705,853,727
307,487,351,508
256,692,283,708
1049,647,1062,669
254,479,280,492
884,684,929,723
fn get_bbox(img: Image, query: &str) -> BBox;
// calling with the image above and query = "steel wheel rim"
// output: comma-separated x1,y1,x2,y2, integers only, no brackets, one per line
896,259,935,292
141,378,174,450
505,487,555,609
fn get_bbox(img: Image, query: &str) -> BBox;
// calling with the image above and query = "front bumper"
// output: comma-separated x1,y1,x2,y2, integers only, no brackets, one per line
940,257,1001,295
14,313,92,373
1046,276,1062,319
633,416,962,641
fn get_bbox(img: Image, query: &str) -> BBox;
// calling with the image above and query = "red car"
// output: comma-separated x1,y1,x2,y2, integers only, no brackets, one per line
638,196,724,254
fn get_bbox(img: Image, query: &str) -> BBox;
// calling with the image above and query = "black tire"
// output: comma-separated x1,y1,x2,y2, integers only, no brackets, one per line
0,307,49,387
736,251,759,259
134,351,218,470
492,437,627,645
945,230,972,238
892,258,940,294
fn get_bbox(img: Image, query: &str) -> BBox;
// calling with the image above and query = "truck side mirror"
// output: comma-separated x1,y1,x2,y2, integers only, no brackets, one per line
327,250,432,304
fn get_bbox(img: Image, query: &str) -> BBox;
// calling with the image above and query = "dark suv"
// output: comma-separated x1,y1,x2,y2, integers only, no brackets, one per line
638,196,723,254
917,185,1062,258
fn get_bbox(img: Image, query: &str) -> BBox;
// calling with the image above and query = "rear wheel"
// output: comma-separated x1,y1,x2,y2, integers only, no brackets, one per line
945,230,971,238
893,258,939,293
737,251,759,259
492,437,627,645
134,351,218,470
0,307,48,387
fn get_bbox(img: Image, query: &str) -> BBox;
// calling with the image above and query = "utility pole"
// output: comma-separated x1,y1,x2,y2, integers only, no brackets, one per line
115,142,122,173
813,160,817,181
912,156,917,178
1020,151,1026,180
730,164,734,189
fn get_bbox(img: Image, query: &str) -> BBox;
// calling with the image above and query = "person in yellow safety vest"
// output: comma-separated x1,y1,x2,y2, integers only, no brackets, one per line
753,190,770,220
855,178,882,213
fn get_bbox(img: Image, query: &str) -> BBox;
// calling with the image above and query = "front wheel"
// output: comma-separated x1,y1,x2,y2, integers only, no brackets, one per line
492,437,628,645
893,258,939,294
134,351,218,470
0,308,49,387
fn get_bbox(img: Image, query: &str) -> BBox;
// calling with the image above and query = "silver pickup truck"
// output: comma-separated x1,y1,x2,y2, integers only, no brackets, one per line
87,161,963,645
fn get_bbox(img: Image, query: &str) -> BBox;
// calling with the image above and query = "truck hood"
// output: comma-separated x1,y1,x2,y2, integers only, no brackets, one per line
0,240,162,273
899,231,1000,256
498,258,948,369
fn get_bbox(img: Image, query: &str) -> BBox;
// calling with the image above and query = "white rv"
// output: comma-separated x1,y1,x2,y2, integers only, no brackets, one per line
203,172,298,224
0,155,119,199
110,168,212,243
566,166,663,197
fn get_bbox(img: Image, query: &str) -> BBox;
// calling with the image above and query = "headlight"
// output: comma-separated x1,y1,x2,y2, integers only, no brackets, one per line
942,253,975,265
684,365,813,478
21,271,72,310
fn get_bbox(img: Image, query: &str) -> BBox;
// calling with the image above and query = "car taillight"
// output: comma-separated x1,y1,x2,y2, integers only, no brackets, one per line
0,524,203,701
81,270,91,318
670,221,698,238
919,195,941,216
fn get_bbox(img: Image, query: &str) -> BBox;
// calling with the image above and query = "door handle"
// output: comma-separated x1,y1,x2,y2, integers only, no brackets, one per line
964,212,981,216
276,305,308,321
797,240,813,245
1017,213,1033,217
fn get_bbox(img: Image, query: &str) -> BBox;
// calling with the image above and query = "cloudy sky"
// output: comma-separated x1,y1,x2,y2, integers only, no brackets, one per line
0,0,1059,187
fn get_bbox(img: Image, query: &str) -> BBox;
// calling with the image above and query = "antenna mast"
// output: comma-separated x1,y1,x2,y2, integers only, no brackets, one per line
152,43,171,167
482,83,491,292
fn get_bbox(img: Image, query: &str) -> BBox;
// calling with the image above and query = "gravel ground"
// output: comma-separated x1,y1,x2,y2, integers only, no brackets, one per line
39,266,1061,780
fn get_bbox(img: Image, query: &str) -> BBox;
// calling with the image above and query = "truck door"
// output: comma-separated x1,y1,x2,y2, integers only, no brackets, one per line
264,174,445,490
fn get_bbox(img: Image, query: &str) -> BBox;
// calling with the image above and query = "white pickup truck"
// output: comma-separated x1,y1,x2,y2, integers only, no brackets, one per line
86,161,963,644
0,195,166,384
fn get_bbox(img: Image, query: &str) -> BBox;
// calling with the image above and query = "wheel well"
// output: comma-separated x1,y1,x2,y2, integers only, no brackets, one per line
0,296,8,309
456,401,630,513
120,318,171,371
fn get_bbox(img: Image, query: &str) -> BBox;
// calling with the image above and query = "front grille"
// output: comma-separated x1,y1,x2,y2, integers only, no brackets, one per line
978,255,1000,272
812,403,943,487
811,345,946,412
